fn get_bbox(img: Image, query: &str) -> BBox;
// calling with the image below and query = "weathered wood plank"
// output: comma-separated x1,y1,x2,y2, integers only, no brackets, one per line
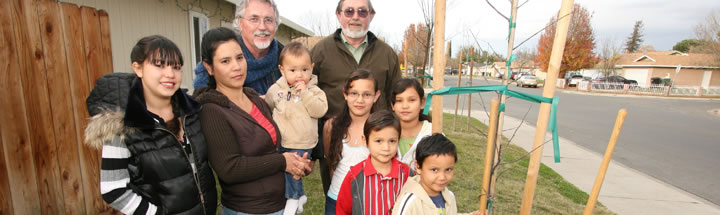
13,0,67,213
0,122,12,215
3,0,41,213
80,6,115,214
98,10,113,76
60,3,99,214
38,1,85,214
82,6,104,86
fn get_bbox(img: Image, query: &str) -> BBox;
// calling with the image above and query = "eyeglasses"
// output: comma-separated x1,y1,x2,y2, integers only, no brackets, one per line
347,92,375,99
244,15,275,26
342,8,369,18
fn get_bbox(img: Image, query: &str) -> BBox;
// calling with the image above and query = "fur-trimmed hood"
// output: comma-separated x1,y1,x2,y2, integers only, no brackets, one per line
84,73,136,149
84,72,201,149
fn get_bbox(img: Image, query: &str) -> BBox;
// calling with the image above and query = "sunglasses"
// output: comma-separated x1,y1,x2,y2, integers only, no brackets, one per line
343,8,370,18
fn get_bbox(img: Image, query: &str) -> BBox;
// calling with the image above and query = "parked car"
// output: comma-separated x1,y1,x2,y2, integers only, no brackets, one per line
516,75,538,88
564,72,584,87
591,75,638,89
515,72,531,80
510,72,519,80
593,75,638,85
445,68,458,75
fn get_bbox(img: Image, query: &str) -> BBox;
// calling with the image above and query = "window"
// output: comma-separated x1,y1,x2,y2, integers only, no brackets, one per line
189,10,208,73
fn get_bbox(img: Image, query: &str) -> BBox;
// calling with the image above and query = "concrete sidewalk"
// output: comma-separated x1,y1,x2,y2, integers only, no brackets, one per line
443,108,720,214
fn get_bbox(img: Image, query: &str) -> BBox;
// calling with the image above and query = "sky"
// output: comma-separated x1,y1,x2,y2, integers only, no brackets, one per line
273,0,719,58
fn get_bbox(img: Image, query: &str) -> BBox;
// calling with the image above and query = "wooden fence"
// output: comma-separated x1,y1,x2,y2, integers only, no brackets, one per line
1,0,116,214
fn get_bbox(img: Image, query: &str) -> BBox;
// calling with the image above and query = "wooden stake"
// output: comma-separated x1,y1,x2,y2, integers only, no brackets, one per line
466,48,474,131
480,99,500,213
519,0,574,214
453,50,464,131
491,0,519,203
584,109,627,215
431,0,446,133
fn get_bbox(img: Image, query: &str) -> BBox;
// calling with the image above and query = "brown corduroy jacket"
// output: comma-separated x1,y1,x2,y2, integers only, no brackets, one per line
311,29,402,118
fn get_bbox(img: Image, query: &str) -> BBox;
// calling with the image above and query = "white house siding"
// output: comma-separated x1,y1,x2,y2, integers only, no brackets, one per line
623,68,650,87
60,0,235,90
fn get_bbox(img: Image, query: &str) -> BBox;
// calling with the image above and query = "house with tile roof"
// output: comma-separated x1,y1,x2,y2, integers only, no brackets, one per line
616,51,719,87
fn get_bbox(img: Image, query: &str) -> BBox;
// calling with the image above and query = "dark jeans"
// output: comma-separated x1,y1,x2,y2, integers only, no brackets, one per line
279,147,312,199
324,195,337,215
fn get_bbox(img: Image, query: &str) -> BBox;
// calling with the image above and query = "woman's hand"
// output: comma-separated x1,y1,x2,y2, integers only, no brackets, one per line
283,152,312,178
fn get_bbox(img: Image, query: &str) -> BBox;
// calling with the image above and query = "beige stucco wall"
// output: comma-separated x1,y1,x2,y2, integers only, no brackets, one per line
650,68,674,79
709,70,720,87
60,0,235,90
625,67,720,87
674,68,705,86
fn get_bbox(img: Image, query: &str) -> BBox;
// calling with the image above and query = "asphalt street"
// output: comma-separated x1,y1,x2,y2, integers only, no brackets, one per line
441,76,720,206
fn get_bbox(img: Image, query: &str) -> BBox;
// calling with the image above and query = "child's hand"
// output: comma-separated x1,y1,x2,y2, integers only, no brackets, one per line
293,81,306,94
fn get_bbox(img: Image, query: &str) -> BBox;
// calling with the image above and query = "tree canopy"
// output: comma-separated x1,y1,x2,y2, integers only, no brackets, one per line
625,20,645,53
534,4,597,78
673,39,703,53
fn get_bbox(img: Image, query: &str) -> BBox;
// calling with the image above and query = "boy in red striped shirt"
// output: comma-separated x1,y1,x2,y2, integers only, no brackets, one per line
336,110,410,215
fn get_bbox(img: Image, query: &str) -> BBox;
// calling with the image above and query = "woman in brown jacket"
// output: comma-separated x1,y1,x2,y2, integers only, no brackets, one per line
194,27,312,214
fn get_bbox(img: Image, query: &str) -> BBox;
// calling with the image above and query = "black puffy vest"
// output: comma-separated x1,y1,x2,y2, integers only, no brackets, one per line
90,73,217,214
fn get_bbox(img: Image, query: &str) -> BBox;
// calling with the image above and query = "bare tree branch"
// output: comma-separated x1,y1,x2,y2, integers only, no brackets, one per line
486,0,509,21
512,11,573,50
468,29,502,57
518,0,531,8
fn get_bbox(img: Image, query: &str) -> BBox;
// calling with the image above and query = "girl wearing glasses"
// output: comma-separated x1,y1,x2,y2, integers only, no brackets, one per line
322,69,380,215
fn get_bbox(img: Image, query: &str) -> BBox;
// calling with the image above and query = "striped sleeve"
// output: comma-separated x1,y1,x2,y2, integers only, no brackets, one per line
100,136,159,215
392,193,416,215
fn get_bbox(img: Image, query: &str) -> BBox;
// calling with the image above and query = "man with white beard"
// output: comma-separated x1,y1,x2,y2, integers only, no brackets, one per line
193,0,283,95
310,0,401,201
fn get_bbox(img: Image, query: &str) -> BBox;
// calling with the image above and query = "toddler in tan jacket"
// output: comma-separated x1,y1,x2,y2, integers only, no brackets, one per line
265,42,328,215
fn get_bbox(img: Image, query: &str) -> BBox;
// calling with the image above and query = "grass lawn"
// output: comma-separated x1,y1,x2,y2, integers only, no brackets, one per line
297,113,614,215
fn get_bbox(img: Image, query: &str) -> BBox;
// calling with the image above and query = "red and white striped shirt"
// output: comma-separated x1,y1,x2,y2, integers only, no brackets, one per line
336,156,410,215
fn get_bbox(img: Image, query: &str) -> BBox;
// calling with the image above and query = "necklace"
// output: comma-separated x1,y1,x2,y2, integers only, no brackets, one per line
346,127,364,147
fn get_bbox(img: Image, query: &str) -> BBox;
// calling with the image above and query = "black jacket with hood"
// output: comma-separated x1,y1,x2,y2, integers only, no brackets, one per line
85,72,217,214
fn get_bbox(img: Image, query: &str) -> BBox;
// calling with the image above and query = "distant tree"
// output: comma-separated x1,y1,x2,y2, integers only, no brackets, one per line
673,39,703,53
597,37,622,78
534,3,597,78
693,9,720,64
454,47,504,65
514,48,537,73
638,45,656,53
299,10,337,37
399,23,432,75
625,20,644,53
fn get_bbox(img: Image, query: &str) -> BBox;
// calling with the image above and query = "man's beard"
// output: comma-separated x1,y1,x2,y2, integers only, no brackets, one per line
253,30,272,49
342,21,368,39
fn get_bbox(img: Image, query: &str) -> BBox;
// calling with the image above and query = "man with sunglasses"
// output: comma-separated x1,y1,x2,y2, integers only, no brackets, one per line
310,0,402,203
193,0,284,96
